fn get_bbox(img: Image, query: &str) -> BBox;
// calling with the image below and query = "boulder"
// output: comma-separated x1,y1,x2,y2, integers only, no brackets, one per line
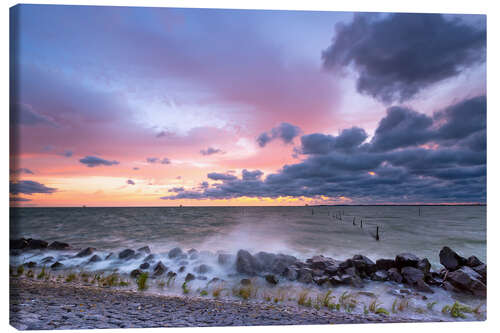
24,261,36,268
329,275,343,286
194,264,211,274
415,279,434,294
375,258,396,271
105,252,114,260
313,276,329,286
118,249,135,260
339,259,353,269
352,255,376,274
137,246,151,254
466,256,483,268
240,278,251,285
26,239,49,250
255,252,276,269
189,250,199,260
401,266,424,285
178,266,185,273
75,247,95,258
218,253,232,265
283,266,299,281
130,269,143,279
168,247,183,259
417,258,431,275
48,241,70,250
324,264,340,276
297,268,313,284
395,253,420,268
371,270,389,282
270,254,298,275
442,281,461,293
439,246,466,271
447,266,486,297
265,274,279,285
51,261,63,269
139,262,150,270
307,255,334,270
153,261,167,276
88,254,102,263
187,248,198,255
472,264,486,282
41,256,55,264
167,271,177,278
185,273,195,282
236,250,259,276
10,238,28,250
340,273,364,288
387,268,403,283
143,254,155,262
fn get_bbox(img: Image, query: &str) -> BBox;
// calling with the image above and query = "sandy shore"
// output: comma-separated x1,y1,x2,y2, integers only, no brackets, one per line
9,277,437,330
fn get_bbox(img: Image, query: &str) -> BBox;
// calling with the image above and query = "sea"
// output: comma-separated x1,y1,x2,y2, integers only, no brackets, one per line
9,205,487,320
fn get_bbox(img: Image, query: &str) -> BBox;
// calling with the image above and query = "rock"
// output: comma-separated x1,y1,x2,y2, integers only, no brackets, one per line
208,277,220,284
352,255,376,274
24,261,36,268
26,239,49,250
236,250,259,276
270,254,298,274
167,271,177,278
143,254,155,262
283,266,299,281
371,270,389,281
340,274,364,288
417,258,431,275
439,246,466,271
153,261,166,276
395,253,420,268
311,268,324,277
375,258,396,271
297,268,313,284
48,241,70,250
88,254,102,263
218,253,232,265
472,264,486,282
265,274,278,285
10,238,28,250
130,269,143,279
425,276,443,286
415,279,434,293
324,264,340,276
185,273,195,282
442,281,461,293
447,266,486,296
178,266,185,273
139,263,150,270
401,266,424,285
466,256,483,268
50,261,63,269
187,248,197,255
339,259,353,269
188,250,199,260
105,252,114,260
168,247,183,259
307,255,333,270
75,247,95,258
329,275,343,285
137,246,151,254
118,249,135,260
240,278,251,285
194,264,211,274
41,256,54,264
387,268,403,283
313,276,329,286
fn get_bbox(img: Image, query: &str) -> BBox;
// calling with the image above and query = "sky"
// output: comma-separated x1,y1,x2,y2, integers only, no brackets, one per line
9,5,486,206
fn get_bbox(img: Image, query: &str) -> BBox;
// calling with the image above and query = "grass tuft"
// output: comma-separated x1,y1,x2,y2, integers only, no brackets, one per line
136,272,149,291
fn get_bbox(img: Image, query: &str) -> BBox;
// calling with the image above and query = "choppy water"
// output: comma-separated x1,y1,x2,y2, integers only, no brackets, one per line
10,205,486,266
10,206,487,321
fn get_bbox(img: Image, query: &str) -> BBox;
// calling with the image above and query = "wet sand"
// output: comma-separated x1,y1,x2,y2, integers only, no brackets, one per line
9,277,438,330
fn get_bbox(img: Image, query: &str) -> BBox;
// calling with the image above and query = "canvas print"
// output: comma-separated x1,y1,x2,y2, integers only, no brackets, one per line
9,4,486,330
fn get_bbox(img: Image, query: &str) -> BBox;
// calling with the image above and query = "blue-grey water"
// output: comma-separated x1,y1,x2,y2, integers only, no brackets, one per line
10,205,486,266
10,205,487,320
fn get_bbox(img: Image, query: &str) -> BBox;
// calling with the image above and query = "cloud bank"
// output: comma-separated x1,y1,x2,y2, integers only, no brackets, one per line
79,156,120,168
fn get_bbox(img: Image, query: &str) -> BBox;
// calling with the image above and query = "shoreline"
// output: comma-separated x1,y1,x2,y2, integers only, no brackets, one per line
10,277,445,330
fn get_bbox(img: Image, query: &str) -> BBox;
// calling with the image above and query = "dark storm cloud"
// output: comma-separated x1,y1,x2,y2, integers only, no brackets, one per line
370,107,434,152
207,172,238,181
10,168,34,175
257,122,301,147
162,96,486,203
126,179,135,185
322,13,486,103
168,187,185,193
10,103,56,127
79,156,119,168
300,127,368,155
200,147,224,156
10,180,57,195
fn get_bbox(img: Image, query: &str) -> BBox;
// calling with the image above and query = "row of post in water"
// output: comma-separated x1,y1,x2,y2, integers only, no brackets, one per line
312,208,380,241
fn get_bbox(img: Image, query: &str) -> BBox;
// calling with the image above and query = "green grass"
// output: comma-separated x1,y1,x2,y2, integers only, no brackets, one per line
297,290,311,307
16,265,24,276
200,290,208,296
36,266,46,279
65,272,77,282
442,301,473,319
166,275,176,288
317,290,334,308
136,272,149,291
427,301,437,311
26,269,34,278
182,282,191,294
212,285,224,298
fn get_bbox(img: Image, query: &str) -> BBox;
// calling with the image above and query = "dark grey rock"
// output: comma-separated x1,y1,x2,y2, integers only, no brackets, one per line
324,264,340,276
387,268,403,283
375,258,396,271
352,255,376,274
283,266,299,281
415,279,434,294
395,253,420,268
240,278,251,285
168,247,183,259
439,246,466,271
265,274,278,285
371,270,388,281
472,264,486,282
75,247,95,258
194,264,211,274
139,263,150,270
105,252,114,260
118,249,135,260
50,261,63,269
26,239,49,250
23,261,36,268
447,266,486,297
143,254,155,262
130,269,143,279
236,250,259,276
184,273,195,282
217,253,232,265
297,268,313,284
88,255,102,263
417,258,431,275
401,266,424,285
466,256,483,268
313,275,329,286
137,246,151,254
153,261,166,276
48,241,70,250
178,266,185,273
10,238,28,250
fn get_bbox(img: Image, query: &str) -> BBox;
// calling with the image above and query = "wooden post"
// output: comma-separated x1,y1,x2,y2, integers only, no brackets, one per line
360,220,363,228
376,226,380,241
353,217,355,225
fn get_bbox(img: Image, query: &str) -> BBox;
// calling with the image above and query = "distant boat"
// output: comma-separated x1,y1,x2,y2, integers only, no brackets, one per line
179,204,183,208
82,205,86,208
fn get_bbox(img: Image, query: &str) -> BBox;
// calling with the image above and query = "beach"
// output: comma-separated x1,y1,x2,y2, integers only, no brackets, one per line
10,277,438,330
